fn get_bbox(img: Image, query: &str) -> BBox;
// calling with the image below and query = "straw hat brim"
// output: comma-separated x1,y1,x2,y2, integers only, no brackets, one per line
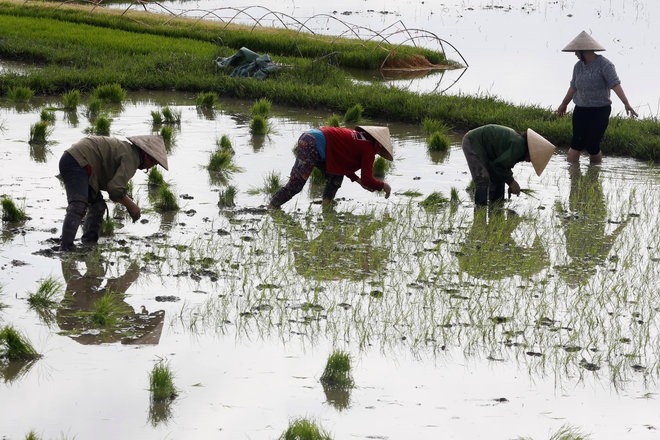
127,135,169,170
526,129,555,176
355,125,394,161
562,30,606,52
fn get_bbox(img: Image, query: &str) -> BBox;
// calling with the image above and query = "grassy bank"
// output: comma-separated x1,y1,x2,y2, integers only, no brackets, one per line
1,0,659,161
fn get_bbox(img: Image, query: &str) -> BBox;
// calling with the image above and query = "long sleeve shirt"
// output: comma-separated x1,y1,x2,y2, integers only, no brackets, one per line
320,127,384,191
466,125,528,184
66,136,142,201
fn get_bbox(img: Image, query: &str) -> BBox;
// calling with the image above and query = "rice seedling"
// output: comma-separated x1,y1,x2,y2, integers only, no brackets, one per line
27,276,62,310
62,89,81,111
86,115,112,136
343,103,363,124
196,91,217,109
1,196,28,222
92,83,126,103
319,350,354,389
427,131,451,152
151,110,163,126
101,216,117,236
251,98,272,117
28,121,51,145
7,86,33,103
40,109,56,124
207,149,237,173
279,417,333,440
310,167,326,185
326,114,341,127
88,291,131,328
161,106,181,125
264,171,283,195
0,325,41,361
422,117,450,135
250,114,269,135
154,186,179,212
218,185,237,208
149,358,178,401
450,187,460,204
148,167,166,188
419,191,449,210
86,98,102,121
218,135,234,153
372,156,390,178
160,125,175,149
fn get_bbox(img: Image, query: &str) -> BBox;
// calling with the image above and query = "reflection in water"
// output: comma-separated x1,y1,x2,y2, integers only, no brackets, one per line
57,256,164,345
557,165,628,284
0,359,38,384
272,210,391,281
322,385,351,411
456,208,549,280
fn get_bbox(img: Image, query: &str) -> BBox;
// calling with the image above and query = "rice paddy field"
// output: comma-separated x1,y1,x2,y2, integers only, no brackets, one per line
0,90,659,440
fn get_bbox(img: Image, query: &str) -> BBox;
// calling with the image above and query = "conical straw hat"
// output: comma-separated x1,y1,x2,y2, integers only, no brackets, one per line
355,125,394,161
562,30,605,52
127,135,169,170
526,129,555,176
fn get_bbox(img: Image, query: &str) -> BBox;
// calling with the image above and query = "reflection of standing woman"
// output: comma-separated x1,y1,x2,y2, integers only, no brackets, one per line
557,31,638,163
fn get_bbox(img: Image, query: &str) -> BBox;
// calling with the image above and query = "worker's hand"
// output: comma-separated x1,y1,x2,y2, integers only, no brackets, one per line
557,103,568,118
625,104,638,118
381,182,391,199
508,180,521,196
128,205,141,222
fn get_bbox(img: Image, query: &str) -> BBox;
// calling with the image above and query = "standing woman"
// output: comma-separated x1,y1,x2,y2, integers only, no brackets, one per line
268,126,393,209
557,30,638,163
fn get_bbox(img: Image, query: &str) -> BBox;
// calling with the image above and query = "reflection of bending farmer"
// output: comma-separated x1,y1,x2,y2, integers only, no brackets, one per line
462,125,555,206
268,126,393,209
58,135,169,251
57,258,164,345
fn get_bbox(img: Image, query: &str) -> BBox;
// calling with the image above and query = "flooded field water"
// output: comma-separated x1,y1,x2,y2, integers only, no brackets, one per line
2,1,660,440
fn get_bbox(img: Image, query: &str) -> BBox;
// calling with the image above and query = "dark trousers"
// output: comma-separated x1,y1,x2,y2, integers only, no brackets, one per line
59,152,106,250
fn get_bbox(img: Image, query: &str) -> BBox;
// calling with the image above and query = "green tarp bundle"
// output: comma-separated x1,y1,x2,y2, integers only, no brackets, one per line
215,47,280,79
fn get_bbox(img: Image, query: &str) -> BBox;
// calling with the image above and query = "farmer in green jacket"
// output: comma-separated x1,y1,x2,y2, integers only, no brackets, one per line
461,124,555,206
58,135,168,251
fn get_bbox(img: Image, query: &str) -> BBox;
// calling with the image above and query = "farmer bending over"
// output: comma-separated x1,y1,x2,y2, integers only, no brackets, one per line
268,126,393,209
58,135,168,251
462,124,555,207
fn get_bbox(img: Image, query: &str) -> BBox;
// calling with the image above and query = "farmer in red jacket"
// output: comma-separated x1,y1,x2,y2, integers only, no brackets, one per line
268,126,393,209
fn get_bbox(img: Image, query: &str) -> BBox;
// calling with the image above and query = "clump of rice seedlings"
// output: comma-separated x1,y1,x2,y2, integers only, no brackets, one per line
160,125,175,150
1,196,28,222
450,187,460,204
148,167,166,188
372,156,390,178
420,191,449,211
92,83,126,103
250,114,269,135
89,292,129,327
7,86,33,103
86,115,112,136
310,167,326,185
516,424,591,440
0,325,41,361
218,135,234,153
161,106,181,125
154,186,179,212
326,114,341,127
101,216,117,236
27,276,62,310
151,110,163,126
422,117,450,135
251,98,272,117
208,148,240,175
149,358,178,401
343,103,363,124
428,131,451,152
24,430,41,440
86,98,103,121
320,350,354,389
218,185,237,207
62,89,81,111
29,121,51,145
40,109,56,124
399,190,422,197
279,417,332,440
196,91,217,109
248,171,283,196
